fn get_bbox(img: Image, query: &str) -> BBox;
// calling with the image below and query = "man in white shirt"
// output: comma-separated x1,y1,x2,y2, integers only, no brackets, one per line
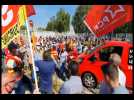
100,53,126,94
109,53,126,86
59,61,83,94
101,63,129,94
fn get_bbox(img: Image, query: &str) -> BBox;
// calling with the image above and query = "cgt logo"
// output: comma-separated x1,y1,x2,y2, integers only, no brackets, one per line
2,5,19,34
94,5,125,31
2,5,14,27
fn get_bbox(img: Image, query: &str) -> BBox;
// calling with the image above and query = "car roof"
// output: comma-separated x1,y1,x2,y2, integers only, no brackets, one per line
104,40,133,47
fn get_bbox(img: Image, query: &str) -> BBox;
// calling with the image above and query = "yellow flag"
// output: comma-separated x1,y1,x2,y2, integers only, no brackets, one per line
18,5,27,27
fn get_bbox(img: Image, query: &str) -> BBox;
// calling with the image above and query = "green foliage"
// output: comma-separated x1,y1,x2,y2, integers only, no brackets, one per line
46,8,70,33
72,5,92,34
37,27,46,31
72,5,132,34
46,16,56,31
114,22,132,33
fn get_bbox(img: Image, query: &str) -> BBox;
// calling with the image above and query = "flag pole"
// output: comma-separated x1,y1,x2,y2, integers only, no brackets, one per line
24,7,39,92
83,20,97,39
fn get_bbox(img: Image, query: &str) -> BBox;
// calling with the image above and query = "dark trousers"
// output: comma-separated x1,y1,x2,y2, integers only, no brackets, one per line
15,75,34,94
60,62,66,74
60,62,68,81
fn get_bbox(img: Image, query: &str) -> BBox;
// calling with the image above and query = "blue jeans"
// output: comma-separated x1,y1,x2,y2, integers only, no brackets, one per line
60,62,66,74
40,90,53,94
15,79,25,94
15,75,34,94
60,62,68,81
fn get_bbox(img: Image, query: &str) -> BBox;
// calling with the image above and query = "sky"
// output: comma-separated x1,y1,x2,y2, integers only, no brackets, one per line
29,5,78,28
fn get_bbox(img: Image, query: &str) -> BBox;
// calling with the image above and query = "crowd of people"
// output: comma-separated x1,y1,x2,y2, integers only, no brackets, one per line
1,33,130,94
2,35,34,94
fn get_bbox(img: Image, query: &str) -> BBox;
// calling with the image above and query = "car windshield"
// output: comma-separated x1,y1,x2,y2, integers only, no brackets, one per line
87,43,104,54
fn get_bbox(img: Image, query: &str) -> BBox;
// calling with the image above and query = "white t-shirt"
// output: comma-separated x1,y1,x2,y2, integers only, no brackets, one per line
118,67,126,86
100,66,126,94
60,51,68,63
60,76,83,94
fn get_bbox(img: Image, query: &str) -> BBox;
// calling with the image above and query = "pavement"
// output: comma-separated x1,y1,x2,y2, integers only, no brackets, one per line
82,86,100,94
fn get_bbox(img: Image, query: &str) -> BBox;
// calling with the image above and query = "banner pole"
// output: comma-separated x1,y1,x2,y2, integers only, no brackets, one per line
25,11,39,92
83,20,97,39
26,19,39,92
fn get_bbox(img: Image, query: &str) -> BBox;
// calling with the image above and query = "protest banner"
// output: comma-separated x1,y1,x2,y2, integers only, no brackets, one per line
2,5,20,48
21,5,39,92
84,5,132,37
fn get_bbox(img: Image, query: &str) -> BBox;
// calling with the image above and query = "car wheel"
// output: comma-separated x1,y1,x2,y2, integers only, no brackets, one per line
82,72,97,88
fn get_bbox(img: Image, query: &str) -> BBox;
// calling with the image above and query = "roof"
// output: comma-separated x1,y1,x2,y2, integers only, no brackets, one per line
104,40,133,47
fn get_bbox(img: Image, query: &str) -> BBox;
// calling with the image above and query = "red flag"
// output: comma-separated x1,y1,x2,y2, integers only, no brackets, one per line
2,5,20,34
84,5,132,37
26,5,36,17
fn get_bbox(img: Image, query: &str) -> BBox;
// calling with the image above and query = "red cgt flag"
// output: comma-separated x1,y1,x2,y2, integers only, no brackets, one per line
84,5,133,37
2,5,20,34
26,5,36,17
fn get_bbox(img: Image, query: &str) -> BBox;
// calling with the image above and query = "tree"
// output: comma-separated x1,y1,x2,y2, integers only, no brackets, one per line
46,16,56,31
45,8,70,33
72,5,132,35
37,27,46,31
114,22,132,33
72,5,92,34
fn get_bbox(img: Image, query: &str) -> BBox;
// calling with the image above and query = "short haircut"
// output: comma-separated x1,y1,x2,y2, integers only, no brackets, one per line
42,49,52,60
101,63,119,81
68,61,79,75
109,53,121,65
8,41,19,53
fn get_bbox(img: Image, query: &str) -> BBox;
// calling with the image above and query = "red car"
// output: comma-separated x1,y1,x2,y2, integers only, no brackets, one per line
78,41,133,89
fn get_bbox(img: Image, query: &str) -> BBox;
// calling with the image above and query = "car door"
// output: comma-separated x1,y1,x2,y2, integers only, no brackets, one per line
88,45,113,70
86,47,109,81
87,45,124,81
121,46,133,89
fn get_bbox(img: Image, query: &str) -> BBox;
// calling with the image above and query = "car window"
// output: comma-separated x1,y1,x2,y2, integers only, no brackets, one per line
89,55,95,62
88,43,104,54
99,46,123,62
128,47,133,65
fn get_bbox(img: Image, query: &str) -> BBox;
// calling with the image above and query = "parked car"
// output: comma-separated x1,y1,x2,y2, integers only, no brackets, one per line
78,41,133,89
